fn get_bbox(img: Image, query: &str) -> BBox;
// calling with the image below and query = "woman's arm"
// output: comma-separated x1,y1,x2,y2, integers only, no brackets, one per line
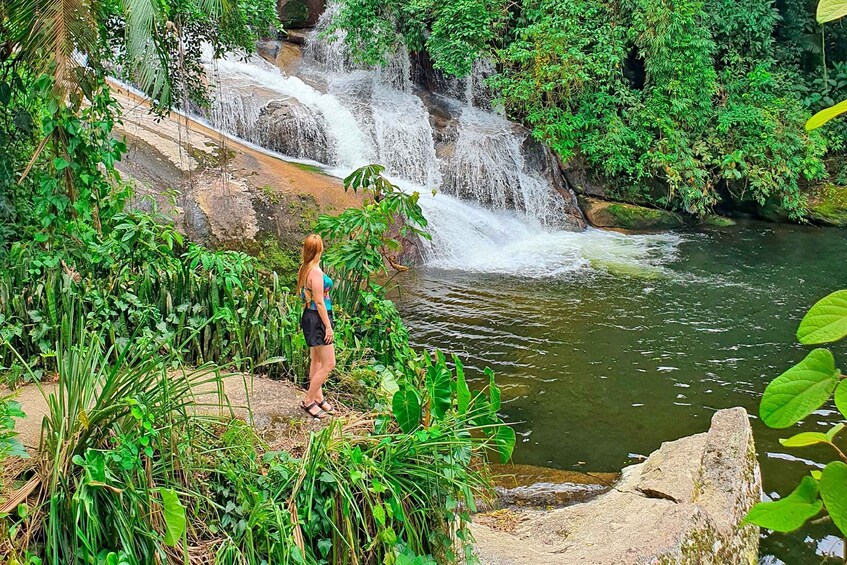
309,269,334,344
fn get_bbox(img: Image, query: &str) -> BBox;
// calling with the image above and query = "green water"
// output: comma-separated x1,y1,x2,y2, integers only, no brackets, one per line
397,221,847,563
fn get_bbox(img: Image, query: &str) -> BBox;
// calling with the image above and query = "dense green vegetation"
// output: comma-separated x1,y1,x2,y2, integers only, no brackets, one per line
328,0,847,217
0,2,514,564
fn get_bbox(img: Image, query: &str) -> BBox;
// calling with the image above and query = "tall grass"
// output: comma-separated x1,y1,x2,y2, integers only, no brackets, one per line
2,318,495,565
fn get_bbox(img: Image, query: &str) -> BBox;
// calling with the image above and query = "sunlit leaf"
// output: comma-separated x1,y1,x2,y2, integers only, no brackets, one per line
760,349,839,428
797,290,847,344
821,461,847,536
817,0,847,22
454,354,471,414
392,387,421,433
744,476,823,531
806,99,847,131
779,432,830,447
494,425,516,463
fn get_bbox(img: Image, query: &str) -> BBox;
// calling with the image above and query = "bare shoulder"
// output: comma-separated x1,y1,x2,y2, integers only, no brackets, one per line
308,267,324,285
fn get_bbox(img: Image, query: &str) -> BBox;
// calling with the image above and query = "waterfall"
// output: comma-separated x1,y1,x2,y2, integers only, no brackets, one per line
195,3,620,274
442,107,567,227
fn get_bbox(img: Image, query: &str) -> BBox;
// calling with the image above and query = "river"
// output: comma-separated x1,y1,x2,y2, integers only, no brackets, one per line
397,219,847,564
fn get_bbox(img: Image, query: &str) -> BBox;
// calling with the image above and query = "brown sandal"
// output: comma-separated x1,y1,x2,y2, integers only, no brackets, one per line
317,399,336,415
301,401,327,419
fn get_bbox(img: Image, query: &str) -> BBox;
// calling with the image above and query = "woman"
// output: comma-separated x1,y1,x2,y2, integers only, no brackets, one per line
297,234,337,419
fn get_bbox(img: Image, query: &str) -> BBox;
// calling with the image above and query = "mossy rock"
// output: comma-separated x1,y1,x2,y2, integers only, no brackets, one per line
807,184,847,227
579,196,685,231
701,214,736,228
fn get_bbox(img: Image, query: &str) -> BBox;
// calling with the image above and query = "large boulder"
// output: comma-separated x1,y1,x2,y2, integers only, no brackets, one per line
579,195,685,231
256,98,337,165
472,407,761,564
807,184,847,227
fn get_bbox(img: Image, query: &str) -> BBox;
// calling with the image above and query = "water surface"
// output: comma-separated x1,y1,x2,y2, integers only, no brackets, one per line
397,220,846,563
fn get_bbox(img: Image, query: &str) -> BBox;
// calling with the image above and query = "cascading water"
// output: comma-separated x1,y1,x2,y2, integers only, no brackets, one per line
197,3,679,276
442,106,566,227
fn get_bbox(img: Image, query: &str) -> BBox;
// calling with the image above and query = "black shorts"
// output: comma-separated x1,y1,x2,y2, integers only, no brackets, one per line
301,309,333,347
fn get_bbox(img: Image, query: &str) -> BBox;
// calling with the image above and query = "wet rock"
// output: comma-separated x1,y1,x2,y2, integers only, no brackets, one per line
561,155,610,199
256,97,336,164
472,407,761,564
579,195,685,231
285,29,310,45
807,183,847,227
488,464,618,509
257,40,303,73
278,0,325,28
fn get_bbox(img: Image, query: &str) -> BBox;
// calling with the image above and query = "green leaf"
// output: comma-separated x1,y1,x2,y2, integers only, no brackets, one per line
486,367,501,414
779,432,830,447
160,488,186,547
494,425,516,463
392,387,421,434
817,0,847,22
744,476,823,531
317,538,332,558
828,422,846,442
821,461,847,536
454,354,471,414
759,349,839,428
835,379,847,419
427,352,452,420
806,99,847,130
797,290,847,344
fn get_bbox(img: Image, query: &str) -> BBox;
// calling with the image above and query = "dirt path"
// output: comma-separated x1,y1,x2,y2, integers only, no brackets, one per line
3,375,346,454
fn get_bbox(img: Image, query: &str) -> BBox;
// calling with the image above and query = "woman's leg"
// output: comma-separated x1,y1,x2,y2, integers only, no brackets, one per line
309,346,321,386
306,344,336,405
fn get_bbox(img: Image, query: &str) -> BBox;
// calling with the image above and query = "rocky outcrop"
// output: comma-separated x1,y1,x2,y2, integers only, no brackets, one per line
579,195,685,231
256,98,337,165
472,407,761,564
807,184,847,227
277,0,324,28
111,86,358,266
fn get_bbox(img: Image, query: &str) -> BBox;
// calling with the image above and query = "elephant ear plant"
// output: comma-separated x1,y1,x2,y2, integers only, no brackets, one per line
745,289,847,535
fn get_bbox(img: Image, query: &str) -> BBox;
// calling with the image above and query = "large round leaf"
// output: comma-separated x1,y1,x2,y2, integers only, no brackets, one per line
744,476,823,531
821,461,847,536
797,290,847,344
760,349,839,428
392,387,421,434
817,0,847,23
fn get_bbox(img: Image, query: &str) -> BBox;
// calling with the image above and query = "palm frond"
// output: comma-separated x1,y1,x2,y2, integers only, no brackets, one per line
9,0,98,95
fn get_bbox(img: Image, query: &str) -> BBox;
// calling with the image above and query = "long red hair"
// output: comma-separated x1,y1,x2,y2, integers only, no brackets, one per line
297,234,324,299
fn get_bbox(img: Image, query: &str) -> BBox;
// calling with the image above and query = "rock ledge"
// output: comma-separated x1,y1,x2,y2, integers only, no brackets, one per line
472,407,761,564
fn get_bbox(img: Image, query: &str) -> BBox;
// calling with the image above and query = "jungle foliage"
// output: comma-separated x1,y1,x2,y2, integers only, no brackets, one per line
0,2,514,563
327,0,847,216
